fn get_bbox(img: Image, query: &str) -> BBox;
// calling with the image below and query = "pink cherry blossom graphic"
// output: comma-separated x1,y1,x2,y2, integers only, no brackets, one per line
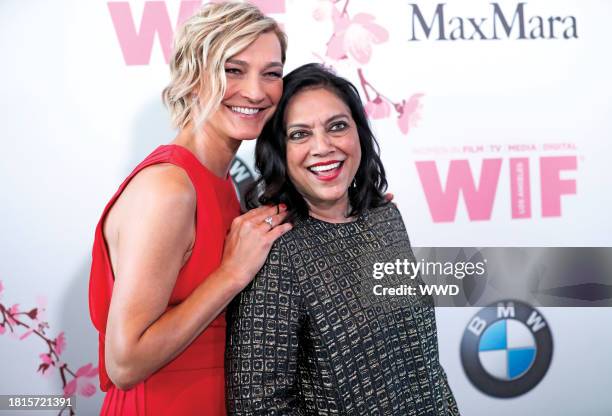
1,282,97,415
38,353,55,377
313,0,340,21
397,93,424,135
315,1,424,137
7,304,19,326
365,96,391,119
40,353,53,365
19,328,34,340
55,332,66,355
63,363,99,398
327,12,388,64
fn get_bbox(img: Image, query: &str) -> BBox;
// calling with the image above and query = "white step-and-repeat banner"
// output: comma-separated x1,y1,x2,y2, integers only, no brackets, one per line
1,0,611,414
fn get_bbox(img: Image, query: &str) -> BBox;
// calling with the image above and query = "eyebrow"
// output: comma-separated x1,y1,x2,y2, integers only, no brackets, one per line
226,59,283,70
287,113,349,130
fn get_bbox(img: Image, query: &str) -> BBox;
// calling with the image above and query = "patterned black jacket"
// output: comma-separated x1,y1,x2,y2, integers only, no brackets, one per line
226,203,460,415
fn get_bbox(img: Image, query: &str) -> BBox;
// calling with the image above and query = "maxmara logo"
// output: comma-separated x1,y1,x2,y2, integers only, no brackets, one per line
408,2,578,41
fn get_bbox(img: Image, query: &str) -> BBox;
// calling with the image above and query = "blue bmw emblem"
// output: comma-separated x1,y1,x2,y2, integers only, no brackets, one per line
461,300,553,397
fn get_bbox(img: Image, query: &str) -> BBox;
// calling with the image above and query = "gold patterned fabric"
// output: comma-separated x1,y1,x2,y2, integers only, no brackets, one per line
226,204,460,415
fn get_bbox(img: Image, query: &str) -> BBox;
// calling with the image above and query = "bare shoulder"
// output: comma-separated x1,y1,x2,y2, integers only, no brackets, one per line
111,163,195,219
104,163,196,257
125,163,195,205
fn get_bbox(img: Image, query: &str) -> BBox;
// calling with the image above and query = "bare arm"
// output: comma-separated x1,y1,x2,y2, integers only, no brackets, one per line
104,164,291,389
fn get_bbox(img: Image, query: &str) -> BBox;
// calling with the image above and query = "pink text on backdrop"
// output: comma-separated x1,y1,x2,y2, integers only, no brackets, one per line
108,1,286,65
415,156,577,222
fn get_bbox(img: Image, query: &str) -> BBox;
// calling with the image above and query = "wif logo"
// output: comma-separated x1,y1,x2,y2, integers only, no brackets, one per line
107,1,286,65
408,2,578,41
415,156,577,222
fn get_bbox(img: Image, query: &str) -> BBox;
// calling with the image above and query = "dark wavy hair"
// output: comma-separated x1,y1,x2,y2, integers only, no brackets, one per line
247,63,388,221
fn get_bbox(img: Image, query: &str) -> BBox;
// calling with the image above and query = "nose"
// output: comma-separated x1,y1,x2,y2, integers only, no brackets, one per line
311,130,335,157
240,73,265,104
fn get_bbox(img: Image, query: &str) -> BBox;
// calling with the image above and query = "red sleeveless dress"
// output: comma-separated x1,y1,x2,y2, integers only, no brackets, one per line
89,145,240,415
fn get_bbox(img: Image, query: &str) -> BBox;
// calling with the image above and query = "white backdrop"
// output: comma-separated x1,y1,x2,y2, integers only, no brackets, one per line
1,0,611,414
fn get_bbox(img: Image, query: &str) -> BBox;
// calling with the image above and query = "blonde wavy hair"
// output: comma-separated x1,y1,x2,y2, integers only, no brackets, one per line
162,1,287,130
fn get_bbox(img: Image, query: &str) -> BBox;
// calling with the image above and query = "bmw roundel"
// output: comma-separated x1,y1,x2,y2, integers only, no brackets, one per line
460,300,553,397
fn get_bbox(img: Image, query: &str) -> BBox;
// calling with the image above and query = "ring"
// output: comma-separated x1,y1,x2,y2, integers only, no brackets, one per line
264,216,274,230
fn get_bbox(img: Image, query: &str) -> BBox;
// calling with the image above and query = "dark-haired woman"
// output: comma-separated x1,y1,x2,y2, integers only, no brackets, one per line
225,63,460,415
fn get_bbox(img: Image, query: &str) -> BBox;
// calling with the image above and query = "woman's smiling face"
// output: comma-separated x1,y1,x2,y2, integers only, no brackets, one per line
206,32,284,141
284,87,361,212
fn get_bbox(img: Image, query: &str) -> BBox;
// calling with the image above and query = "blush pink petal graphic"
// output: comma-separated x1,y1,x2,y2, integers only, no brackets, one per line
76,363,94,377
55,332,66,355
19,329,34,340
0,280,4,294
344,25,374,64
38,353,55,377
326,12,388,64
40,353,53,365
63,363,99,397
6,304,19,326
353,14,389,42
397,93,424,135
79,382,97,397
0,324,5,335
33,296,47,323
365,97,391,119
63,379,77,397
331,10,351,31
313,0,340,21
327,32,348,60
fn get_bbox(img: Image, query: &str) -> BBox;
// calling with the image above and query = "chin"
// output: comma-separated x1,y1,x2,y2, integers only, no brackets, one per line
229,127,262,141
235,134,259,141
315,189,350,204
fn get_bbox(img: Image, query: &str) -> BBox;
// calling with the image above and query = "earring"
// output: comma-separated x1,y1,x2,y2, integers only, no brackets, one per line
351,178,357,189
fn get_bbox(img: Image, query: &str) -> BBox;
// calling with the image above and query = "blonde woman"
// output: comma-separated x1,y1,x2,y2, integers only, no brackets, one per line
89,3,290,414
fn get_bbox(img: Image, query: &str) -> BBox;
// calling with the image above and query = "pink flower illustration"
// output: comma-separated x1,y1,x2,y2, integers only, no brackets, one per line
54,332,66,355
365,97,391,119
1,281,98,411
327,13,388,64
38,353,54,376
63,363,98,398
313,0,340,21
40,353,53,365
6,304,19,326
19,329,34,340
397,93,424,135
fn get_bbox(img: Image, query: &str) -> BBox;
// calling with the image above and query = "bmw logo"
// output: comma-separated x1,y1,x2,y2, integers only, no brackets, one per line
460,300,553,397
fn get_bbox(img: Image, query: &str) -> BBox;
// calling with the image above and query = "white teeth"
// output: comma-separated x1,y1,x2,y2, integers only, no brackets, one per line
231,106,260,115
309,162,342,173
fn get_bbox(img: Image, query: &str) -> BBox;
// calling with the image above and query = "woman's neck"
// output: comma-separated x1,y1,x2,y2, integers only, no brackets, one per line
307,195,354,224
172,122,240,178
